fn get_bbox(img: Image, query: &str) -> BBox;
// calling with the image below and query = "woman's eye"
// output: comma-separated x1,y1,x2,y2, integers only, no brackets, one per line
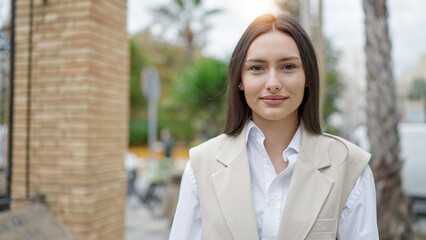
249,66,263,71
283,64,296,71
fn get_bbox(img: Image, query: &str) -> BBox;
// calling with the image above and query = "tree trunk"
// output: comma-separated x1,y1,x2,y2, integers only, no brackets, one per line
316,0,326,128
184,21,194,62
363,0,413,239
299,0,310,37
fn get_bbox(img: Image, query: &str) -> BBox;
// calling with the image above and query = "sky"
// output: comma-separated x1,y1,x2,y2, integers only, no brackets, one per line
127,0,426,80
1,0,425,79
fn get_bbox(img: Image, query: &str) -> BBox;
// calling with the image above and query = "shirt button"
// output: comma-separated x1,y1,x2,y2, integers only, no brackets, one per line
270,200,278,206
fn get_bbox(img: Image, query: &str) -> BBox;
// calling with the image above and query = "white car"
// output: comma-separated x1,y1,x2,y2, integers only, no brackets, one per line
352,123,426,198
399,123,426,198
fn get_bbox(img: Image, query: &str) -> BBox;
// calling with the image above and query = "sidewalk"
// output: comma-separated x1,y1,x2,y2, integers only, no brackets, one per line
125,194,171,240
124,151,187,240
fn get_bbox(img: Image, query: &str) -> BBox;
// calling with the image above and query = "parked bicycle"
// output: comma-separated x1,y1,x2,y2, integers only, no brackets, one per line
136,158,174,218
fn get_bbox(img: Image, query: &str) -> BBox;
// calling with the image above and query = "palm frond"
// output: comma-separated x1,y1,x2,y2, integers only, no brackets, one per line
204,8,222,16
194,0,201,7
174,0,184,7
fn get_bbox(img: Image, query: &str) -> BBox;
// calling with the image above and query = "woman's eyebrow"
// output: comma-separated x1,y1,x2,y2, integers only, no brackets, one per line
245,56,300,63
245,58,266,63
279,56,300,61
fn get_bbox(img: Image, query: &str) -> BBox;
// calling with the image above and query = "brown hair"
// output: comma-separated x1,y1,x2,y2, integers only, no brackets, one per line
224,14,322,136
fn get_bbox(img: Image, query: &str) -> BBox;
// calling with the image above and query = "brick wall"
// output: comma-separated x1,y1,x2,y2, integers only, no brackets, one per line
12,0,128,239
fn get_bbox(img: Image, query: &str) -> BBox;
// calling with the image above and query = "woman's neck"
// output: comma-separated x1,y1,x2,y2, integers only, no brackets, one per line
252,116,300,174
253,117,299,146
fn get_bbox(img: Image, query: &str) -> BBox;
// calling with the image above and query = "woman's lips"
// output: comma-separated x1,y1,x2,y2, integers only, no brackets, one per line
260,95,288,105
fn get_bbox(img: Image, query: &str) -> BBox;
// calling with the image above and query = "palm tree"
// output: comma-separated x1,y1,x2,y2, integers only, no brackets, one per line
152,0,221,62
171,57,228,140
363,0,412,238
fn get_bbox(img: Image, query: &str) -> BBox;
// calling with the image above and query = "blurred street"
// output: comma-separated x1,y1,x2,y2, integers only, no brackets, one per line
125,147,188,240
125,194,170,240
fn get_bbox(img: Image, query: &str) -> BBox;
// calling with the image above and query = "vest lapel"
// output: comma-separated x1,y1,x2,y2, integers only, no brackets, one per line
276,124,335,239
212,125,259,240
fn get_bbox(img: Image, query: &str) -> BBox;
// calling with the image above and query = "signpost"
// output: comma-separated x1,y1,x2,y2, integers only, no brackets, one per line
141,66,161,159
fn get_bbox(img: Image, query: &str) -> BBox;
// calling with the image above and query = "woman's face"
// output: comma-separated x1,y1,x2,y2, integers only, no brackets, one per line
240,30,306,126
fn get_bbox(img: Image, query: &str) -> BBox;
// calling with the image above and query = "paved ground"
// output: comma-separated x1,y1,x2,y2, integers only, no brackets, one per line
124,151,187,240
125,194,171,240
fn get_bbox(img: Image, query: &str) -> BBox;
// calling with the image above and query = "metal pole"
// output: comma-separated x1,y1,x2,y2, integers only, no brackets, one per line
148,101,158,159
7,0,17,210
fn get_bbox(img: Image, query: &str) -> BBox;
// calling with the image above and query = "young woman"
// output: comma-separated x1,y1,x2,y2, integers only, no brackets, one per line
169,14,379,239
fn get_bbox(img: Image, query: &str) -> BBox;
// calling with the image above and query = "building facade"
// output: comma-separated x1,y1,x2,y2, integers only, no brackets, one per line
11,0,129,239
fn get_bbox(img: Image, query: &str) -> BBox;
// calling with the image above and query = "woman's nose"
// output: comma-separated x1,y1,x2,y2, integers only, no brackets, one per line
265,71,282,91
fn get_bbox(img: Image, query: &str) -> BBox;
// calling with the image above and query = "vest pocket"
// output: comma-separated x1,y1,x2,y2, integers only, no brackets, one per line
306,218,337,239
306,231,336,240
309,218,337,233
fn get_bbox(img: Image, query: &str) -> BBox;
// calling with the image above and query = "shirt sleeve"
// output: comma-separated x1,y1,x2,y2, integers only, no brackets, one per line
169,160,202,240
337,165,380,239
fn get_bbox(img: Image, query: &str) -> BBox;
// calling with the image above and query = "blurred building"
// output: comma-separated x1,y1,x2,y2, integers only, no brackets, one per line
398,54,426,122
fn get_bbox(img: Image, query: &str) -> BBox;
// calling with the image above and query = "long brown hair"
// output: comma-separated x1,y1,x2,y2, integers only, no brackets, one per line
224,14,322,136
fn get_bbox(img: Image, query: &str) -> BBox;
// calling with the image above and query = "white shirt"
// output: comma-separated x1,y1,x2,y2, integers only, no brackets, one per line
170,121,379,239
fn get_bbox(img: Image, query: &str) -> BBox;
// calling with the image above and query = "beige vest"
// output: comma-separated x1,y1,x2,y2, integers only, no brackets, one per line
190,123,370,240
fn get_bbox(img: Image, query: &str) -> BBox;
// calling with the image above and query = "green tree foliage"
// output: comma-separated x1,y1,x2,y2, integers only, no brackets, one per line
152,0,221,61
129,118,148,146
128,1,222,146
167,57,228,141
129,37,147,110
408,77,426,122
128,30,187,145
130,30,187,108
129,37,148,145
408,77,426,100
323,41,344,134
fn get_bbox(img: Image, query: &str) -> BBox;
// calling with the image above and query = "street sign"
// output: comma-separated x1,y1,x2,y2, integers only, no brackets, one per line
141,66,161,101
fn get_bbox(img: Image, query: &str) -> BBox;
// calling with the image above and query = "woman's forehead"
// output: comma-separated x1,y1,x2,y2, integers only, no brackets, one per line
246,31,301,60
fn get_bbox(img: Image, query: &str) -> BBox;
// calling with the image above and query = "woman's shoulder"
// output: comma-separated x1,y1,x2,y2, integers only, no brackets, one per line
189,133,238,174
320,132,371,162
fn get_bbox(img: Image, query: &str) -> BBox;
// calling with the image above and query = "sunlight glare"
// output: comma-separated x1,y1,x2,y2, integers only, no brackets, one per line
236,0,280,21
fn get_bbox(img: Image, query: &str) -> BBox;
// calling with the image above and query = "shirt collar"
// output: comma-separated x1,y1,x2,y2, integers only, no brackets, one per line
246,120,260,142
246,120,302,154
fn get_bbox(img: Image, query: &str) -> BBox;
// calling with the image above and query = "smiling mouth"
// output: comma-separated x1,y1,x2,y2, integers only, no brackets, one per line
260,95,288,105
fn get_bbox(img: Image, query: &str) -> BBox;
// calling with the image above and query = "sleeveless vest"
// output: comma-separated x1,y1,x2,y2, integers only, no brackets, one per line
190,123,370,239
